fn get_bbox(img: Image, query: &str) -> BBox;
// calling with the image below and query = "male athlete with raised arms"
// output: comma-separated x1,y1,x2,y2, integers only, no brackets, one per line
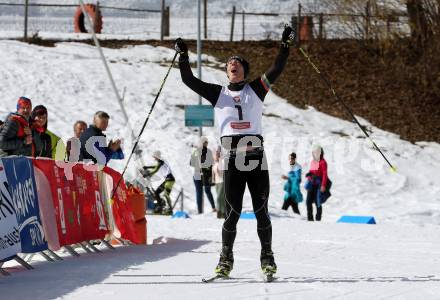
175,26,295,280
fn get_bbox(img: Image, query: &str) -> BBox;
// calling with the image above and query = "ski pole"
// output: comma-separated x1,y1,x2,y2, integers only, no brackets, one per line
297,46,397,172
111,51,178,199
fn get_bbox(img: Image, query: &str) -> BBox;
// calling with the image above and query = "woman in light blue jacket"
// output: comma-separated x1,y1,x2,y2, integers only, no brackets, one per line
282,152,303,215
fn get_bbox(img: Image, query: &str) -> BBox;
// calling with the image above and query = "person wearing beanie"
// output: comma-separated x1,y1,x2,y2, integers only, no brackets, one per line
0,96,33,157
175,26,295,279
190,136,216,214
140,150,175,215
30,105,52,158
281,152,303,215
304,144,332,221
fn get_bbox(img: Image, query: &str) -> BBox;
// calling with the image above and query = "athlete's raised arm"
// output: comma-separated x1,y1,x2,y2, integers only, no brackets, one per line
249,26,295,101
176,38,222,106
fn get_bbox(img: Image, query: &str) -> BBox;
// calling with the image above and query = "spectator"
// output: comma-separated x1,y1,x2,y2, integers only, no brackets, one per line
212,146,225,219
79,111,123,165
304,145,332,221
140,150,175,215
281,152,303,215
66,120,87,160
30,105,52,158
46,129,64,160
0,96,33,157
190,136,216,214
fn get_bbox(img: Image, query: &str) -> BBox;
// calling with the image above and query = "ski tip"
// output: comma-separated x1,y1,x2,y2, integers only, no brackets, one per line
390,166,398,173
202,275,228,283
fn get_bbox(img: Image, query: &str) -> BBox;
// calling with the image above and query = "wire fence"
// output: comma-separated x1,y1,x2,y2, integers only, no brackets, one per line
0,1,410,41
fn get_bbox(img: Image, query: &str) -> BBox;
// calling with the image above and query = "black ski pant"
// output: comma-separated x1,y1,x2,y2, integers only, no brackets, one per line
306,184,322,221
222,152,272,252
282,198,300,215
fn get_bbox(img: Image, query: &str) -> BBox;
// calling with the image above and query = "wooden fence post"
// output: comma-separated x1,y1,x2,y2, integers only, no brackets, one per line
160,0,165,41
24,0,29,41
242,10,245,41
365,0,371,40
204,0,207,39
164,6,170,37
230,6,236,41
318,13,324,39
297,3,302,45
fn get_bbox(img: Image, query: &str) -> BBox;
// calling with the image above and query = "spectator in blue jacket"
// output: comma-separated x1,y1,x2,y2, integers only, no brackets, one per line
79,111,123,165
281,152,303,215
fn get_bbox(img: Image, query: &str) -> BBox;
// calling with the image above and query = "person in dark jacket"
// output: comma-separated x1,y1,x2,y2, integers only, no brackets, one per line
79,111,122,165
175,25,295,278
66,120,87,161
304,145,331,221
0,96,33,157
30,105,52,158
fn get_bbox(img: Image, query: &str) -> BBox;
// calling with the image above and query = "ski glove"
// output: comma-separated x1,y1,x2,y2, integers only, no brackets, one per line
175,38,188,55
281,25,296,47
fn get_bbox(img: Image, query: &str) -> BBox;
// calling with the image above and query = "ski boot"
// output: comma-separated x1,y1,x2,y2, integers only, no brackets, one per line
260,249,277,281
162,207,173,216
214,246,234,278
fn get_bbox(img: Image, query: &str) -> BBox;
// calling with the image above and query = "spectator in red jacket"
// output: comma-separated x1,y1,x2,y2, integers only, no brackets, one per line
305,144,331,221
0,96,33,157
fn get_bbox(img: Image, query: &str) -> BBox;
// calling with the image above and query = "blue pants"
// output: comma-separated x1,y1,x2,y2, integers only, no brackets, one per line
194,178,215,213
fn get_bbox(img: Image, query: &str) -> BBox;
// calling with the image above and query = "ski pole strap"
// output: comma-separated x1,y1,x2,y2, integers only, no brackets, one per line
298,47,396,172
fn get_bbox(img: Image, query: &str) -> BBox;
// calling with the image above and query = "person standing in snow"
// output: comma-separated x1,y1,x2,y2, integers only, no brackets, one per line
175,25,295,278
141,150,175,215
212,146,226,219
190,136,216,214
0,96,33,157
281,152,303,215
304,145,331,221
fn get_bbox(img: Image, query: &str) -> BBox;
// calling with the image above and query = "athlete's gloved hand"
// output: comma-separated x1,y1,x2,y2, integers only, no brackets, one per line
281,25,296,47
175,38,188,55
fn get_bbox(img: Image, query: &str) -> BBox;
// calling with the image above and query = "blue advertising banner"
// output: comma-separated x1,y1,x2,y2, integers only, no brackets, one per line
2,157,47,253
0,159,21,261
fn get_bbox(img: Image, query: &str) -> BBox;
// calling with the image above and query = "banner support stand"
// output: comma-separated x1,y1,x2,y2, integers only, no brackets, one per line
79,243,94,254
46,249,63,261
23,253,34,262
85,241,102,253
14,255,34,270
0,263,10,276
39,251,55,262
101,239,115,250
64,246,80,257
117,237,132,246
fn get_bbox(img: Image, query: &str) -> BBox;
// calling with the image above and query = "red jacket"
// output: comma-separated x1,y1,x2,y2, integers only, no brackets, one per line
9,113,30,138
307,158,328,189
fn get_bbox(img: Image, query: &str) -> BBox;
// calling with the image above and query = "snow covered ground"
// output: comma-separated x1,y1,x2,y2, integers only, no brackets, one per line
2,215,440,299
0,40,440,299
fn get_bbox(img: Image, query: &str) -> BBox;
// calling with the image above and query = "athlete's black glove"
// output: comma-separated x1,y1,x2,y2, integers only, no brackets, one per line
281,25,296,48
175,38,188,55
